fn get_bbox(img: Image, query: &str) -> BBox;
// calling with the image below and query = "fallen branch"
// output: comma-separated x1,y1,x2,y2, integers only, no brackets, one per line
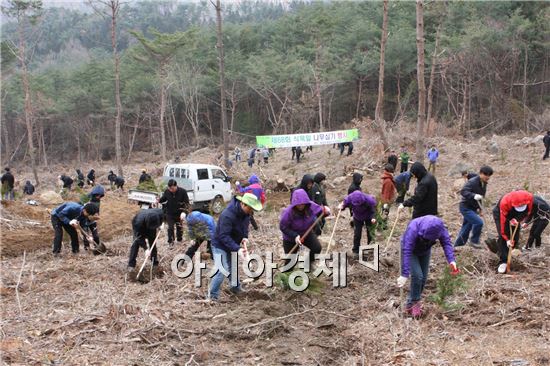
238,308,314,330
15,251,26,317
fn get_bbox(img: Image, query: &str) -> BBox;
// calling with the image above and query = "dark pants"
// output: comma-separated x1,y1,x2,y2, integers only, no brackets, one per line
353,218,373,253
82,222,100,248
396,189,406,204
291,149,296,160
166,215,183,244
407,251,431,305
296,153,302,163
128,228,158,268
543,145,549,160
493,209,522,264
400,162,408,173
51,215,79,253
247,158,254,167
185,237,212,258
526,219,548,248
283,234,322,267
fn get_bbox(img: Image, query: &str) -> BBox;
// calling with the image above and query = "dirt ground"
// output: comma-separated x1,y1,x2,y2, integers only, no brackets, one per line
1,125,549,365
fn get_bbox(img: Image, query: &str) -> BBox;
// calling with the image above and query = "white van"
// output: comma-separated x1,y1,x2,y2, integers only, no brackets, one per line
162,163,232,214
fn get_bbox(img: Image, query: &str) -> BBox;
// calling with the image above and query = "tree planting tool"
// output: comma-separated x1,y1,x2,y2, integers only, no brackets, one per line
506,221,520,274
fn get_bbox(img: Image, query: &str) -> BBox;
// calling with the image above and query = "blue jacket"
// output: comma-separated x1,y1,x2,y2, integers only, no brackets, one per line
394,171,412,192
212,197,250,252
187,211,216,240
427,149,439,163
51,202,86,225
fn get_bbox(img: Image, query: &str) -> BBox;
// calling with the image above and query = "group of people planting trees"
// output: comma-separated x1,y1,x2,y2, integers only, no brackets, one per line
4,136,547,318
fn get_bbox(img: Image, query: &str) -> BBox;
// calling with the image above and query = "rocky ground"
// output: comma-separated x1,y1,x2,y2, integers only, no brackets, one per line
1,122,549,365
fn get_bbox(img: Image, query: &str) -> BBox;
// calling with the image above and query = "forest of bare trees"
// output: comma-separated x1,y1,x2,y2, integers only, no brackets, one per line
1,0,548,170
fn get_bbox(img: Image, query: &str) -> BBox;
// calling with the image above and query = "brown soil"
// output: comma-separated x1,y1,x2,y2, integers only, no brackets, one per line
1,125,549,365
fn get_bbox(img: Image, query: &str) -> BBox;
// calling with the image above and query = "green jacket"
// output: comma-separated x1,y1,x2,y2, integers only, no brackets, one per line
400,152,410,164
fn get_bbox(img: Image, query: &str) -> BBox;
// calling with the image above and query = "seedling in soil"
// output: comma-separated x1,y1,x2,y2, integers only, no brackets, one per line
429,266,467,311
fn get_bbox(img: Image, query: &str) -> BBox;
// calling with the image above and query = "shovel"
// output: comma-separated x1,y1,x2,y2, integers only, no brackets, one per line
287,213,325,256
506,222,520,274
135,229,163,280
323,209,342,255
76,225,107,255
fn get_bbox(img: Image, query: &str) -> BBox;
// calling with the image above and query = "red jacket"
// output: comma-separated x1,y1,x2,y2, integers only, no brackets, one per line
498,190,534,240
380,172,396,204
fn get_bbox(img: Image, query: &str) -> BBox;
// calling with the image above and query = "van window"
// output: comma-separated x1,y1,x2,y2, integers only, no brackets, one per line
169,168,175,177
175,168,181,178
181,169,189,179
211,169,226,180
197,169,209,180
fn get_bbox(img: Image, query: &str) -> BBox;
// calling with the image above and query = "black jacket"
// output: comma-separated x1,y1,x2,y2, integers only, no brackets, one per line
60,175,73,188
311,173,327,206
544,134,550,147
459,175,487,211
348,173,363,194
107,171,117,183
23,181,34,195
159,187,190,216
403,162,438,218
87,170,95,182
388,154,398,168
114,176,125,187
528,195,550,222
132,208,164,233
1,171,14,189
291,174,314,202
139,172,152,184
76,169,85,183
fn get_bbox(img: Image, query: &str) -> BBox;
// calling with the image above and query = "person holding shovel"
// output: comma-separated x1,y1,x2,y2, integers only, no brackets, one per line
454,166,494,249
397,215,459,318
338,190,377,260
158,179,190,246
209,193,262,301
80,185,105,251
400,162,438,219
280,189,331,267
525,195,549,250
128,208,165,276
50,202,99,256
492,190,534,274
183,209,216,259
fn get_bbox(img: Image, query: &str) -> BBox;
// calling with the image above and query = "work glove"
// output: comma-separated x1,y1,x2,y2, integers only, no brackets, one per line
398,204,405,211
510,218,519,226
180,212,186,222
69,219,79,227
371,218,377,224
506,240,514,248
383,203,389,210
474,194,483,201
235,181,240,186
323,206,331,216
241,238,249,247
337,202,344,211
145,249,151,258
449,261,460,275
160,223,167,231
295,235,302,246
397,276,408,288
521,222,529,229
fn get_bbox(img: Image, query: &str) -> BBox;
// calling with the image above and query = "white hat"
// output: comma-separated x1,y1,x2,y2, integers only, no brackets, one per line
180,212,187,221
514,204,527,212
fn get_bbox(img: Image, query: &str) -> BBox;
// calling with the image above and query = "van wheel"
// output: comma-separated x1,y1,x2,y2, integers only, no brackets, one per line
210,196,225,214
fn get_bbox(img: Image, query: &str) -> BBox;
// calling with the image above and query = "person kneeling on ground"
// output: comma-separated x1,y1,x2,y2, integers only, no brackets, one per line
525,195,549,250
51,202,99,256
183,209,215,259
128,208,166,276
209,193,262,301
339,190,377,260
397,215,459,318
23,180,35,196
454,166,493,249
280,189,331,267
492,190,534,274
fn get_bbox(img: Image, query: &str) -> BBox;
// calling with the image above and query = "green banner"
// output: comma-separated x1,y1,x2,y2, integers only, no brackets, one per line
256,129,359,148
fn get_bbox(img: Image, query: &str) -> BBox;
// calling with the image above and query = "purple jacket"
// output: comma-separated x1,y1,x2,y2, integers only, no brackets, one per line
400,215,455,277
342,191,377,222
280,189,323,242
